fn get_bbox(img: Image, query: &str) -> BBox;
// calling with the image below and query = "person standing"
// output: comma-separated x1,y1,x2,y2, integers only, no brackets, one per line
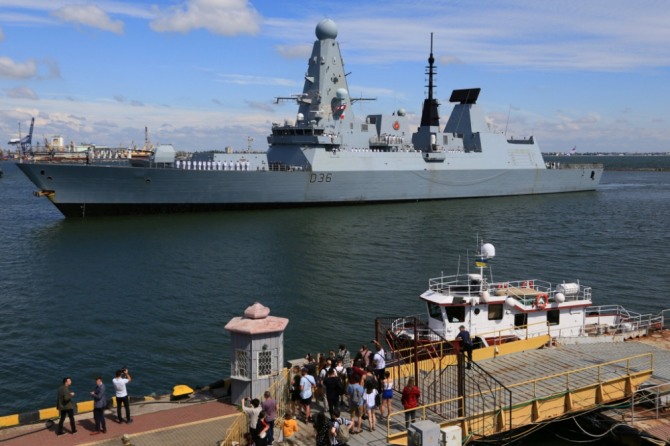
337,344,351,369
242,397,262,440
56,377,77,436
113,368,132,423
401,377,421,429
299,367,316,423
255,411,269,446
314,411,331,446
90,376,107,434
372,340,386,391
456,325,474,369
362,381,378,431
347,373,364,434
380,371,393,418
261,391,277,445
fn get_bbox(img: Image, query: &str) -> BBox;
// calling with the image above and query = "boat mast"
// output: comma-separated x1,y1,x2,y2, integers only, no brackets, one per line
420,33,440,128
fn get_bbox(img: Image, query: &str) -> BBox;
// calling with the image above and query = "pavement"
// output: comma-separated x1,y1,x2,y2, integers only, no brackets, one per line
0,399,239,446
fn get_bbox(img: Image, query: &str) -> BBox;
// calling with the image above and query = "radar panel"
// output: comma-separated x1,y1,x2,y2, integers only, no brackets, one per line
449,88,481,104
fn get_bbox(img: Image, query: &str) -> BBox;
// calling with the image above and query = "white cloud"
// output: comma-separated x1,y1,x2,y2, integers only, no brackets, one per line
150,0,261,36
0,57,38,79
216,73,296,87
275,44,312,60
52,4,124,34
6,85,39,100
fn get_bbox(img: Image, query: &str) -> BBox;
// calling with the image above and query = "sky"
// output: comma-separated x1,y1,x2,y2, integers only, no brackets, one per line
1,0,669,154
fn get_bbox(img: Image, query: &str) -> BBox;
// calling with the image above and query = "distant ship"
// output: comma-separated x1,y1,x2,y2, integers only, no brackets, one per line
17,19,603,218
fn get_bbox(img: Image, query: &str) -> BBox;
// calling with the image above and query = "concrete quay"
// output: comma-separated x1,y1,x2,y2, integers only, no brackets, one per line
0,398,239,446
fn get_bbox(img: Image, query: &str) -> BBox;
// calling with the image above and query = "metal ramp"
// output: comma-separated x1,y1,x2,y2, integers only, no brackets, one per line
370,341,654,445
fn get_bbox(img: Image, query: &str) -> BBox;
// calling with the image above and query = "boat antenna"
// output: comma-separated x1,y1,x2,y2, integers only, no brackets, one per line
419,32,440,127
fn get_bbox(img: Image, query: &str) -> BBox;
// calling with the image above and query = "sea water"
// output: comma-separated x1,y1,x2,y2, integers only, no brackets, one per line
1,160,669,435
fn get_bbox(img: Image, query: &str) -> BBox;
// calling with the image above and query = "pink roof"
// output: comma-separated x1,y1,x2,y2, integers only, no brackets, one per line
224,302,289,334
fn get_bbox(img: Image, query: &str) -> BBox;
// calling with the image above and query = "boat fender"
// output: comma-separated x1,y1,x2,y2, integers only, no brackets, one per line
535,293,548,310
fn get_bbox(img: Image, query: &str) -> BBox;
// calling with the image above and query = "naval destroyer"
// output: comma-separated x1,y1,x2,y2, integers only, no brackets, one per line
17,19,602,218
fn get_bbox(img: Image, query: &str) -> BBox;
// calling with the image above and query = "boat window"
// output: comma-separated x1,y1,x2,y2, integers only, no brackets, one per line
488,304,503,321
514,313,528,329
547,309,560,326
427,302,443,321
445,306,465,323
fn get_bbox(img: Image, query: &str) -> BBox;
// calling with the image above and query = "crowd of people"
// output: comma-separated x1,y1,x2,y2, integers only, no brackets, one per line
243,340,430,446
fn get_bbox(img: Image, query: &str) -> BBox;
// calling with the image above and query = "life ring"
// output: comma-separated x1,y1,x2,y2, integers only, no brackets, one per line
393,121,400,130
535,293,548,310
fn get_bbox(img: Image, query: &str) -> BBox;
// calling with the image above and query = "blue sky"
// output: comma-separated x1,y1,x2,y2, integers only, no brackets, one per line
1,0,668,153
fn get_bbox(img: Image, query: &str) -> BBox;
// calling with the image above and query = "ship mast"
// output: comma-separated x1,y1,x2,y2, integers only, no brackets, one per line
420,33,440,127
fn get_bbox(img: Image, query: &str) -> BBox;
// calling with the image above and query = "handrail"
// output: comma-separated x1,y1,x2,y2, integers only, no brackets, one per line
385,351,653,443
502,352,653,398
630,381,670,423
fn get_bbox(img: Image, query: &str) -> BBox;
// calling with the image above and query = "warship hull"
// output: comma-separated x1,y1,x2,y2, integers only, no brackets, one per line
17,160,602,217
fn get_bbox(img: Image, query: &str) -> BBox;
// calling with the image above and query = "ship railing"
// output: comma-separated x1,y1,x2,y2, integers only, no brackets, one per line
473,320,550,344
628,382,670,423
585,305,665,334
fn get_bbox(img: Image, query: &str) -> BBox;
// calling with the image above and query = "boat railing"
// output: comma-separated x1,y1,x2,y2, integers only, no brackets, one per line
474,320,550,343
628,382,670,423
585,305,665,333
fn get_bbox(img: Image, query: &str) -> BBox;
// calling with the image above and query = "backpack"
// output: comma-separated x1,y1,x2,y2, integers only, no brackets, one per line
351,386,362,405
335,418,350,444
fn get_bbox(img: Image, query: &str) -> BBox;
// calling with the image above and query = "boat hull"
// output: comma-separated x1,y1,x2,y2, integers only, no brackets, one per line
17,162,602,217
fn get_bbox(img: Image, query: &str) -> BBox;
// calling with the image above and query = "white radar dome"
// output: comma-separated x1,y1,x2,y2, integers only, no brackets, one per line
336,88,348,99
316,19,337,40
505,297,516,307
296,113,304,121
554,292,566,303
397,108,407,116
481,243,496,258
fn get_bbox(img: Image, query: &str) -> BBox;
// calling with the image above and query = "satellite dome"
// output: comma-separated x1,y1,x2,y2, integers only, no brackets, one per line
481,243,496,258
316,19,338,40
336,88,348,99
397,108,407,116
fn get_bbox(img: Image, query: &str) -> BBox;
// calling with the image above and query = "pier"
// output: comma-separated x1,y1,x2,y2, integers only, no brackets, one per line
1,333,670,445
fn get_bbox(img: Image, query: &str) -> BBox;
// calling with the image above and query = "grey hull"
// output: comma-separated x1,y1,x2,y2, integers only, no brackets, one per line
17,162,602,217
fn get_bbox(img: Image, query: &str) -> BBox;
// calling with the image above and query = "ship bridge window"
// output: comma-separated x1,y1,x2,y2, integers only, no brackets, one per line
547,309,560,326
427,302,443,321
445,306,465,323
488,304,503,321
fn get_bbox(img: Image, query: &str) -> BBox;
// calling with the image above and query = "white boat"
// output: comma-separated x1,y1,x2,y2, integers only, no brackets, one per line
386,241,665,356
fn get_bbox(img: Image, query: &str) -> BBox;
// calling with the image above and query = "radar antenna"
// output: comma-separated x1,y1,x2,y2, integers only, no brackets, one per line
420,33,440,127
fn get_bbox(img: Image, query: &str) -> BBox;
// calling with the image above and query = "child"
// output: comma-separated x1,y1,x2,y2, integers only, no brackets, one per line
362,381,378,431
280,411,298,445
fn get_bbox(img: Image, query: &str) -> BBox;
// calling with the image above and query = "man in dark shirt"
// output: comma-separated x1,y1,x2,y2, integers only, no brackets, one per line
456,325,474,369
